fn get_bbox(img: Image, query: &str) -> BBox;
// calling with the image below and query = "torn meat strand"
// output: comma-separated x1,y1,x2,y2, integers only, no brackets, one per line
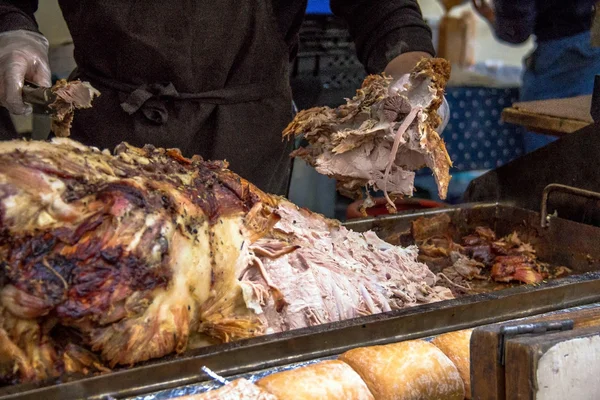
49,79,100,138
383,106,421,210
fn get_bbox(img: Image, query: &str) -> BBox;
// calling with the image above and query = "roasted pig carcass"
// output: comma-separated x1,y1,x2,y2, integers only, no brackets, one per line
283,58,452,211
0,138,453,383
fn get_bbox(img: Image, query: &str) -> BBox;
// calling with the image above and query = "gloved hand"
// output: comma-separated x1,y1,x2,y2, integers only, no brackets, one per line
0,30,51,115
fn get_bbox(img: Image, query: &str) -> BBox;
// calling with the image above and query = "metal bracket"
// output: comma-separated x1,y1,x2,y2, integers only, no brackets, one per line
497,320,574,365
540,184,600,228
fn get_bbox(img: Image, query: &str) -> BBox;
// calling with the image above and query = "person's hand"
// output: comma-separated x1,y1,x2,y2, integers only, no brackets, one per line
471,0,495,25
0,30,51,115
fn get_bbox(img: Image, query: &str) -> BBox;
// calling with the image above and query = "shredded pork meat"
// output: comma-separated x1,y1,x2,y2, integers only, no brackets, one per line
0,138,452,384
49,79,100,138
283,58,452,212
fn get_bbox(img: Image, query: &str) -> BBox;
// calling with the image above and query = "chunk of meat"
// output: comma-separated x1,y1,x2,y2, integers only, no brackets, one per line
491,256,543,284
449,252,485,280
410,217,569,292
283,58,452,211
411,213,453,242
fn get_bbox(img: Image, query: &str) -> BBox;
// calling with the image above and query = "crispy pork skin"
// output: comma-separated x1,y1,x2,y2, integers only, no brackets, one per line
0,138,452,383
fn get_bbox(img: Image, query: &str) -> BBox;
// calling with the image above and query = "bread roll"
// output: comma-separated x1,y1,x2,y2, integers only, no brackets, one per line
176,378,277,399
256,360,374,400
432,329,473,399
339,339,464,400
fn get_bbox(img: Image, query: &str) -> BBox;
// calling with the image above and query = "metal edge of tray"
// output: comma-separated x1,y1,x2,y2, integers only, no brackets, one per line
3,271,600,400
343,201,505,228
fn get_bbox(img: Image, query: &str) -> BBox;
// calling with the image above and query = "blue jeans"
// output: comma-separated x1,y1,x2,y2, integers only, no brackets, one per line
521,30,600,152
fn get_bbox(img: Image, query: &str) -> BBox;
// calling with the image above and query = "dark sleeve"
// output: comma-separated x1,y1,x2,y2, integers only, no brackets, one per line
0,0,39,34
330,0,435,74
493,0,536,44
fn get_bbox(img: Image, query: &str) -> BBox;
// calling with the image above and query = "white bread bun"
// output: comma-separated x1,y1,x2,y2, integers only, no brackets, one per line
257,359,374,399
432,329,474,399
339,339,465,400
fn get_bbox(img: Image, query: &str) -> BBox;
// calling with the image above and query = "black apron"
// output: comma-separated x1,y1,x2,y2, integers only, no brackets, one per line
57,0,294,195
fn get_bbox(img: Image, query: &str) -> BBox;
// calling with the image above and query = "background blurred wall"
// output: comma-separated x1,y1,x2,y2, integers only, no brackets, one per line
36,0,71,45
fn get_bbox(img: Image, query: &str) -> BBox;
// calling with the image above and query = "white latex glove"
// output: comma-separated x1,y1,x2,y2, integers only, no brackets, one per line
389,75,450,134
438,96,450,133
0,30,51,115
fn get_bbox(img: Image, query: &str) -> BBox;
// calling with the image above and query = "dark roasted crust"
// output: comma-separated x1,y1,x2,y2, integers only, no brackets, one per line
0,138,282,380
411,58,453,196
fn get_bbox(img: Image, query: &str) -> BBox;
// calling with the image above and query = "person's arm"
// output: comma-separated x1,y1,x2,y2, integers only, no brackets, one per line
330,0,434,77
0,0,40,33
472,0,536,44
330,0,449,132
0,1,50,115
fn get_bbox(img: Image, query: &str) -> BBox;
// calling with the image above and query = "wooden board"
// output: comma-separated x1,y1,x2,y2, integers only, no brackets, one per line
502,108,590,136
470,305,600,400
502,95,593,136
505,326,600,400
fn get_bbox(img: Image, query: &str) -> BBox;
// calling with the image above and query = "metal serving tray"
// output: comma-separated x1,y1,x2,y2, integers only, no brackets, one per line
3,203,600,400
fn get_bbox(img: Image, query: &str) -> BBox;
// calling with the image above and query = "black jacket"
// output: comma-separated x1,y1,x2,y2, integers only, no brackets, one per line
494,0,596,44
0,0,434,74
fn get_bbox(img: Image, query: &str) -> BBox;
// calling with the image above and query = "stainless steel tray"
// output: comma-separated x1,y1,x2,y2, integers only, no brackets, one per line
3,203,600,400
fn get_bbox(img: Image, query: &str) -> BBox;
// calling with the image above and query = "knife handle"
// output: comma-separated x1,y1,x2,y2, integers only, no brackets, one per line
22,84,54,106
